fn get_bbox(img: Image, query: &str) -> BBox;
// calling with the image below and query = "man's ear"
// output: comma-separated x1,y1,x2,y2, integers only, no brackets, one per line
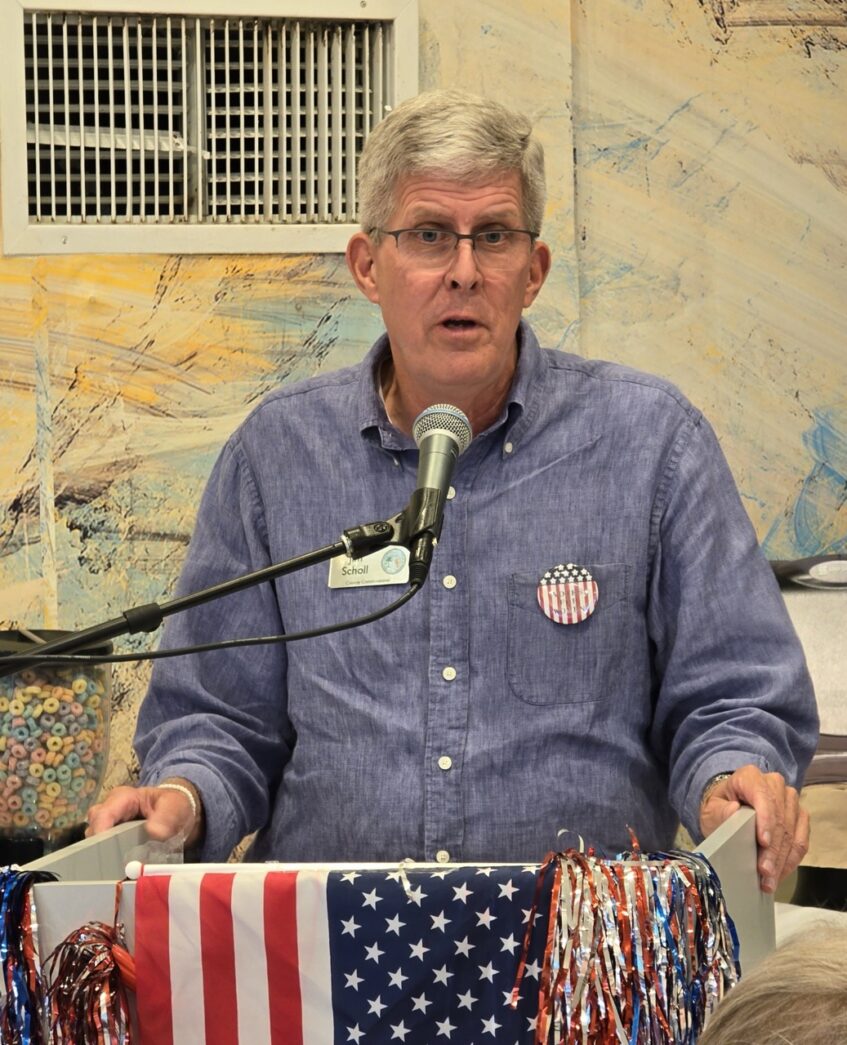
523,239,552,309
346,231,381,304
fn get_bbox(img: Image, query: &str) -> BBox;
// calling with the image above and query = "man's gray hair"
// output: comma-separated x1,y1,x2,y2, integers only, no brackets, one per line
357,90,546,235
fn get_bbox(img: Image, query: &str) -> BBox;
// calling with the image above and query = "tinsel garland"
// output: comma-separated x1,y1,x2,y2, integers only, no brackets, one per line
0,866,57,1045
44,881,133,1045
514,846,741,1044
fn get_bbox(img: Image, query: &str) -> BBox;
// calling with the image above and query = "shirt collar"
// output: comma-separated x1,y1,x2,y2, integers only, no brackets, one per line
356,319,544,451
356,334,412,452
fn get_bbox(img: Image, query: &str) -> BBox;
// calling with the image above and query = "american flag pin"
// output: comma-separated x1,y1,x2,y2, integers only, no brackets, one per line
537,562,599,624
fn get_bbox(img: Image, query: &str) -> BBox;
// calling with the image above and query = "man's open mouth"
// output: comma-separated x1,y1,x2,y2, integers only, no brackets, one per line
443,319,478,329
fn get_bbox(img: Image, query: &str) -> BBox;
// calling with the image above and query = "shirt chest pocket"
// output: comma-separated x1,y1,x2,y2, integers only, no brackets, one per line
506,563,632,706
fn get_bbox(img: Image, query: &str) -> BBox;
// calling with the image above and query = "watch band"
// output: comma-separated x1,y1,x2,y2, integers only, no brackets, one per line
700,771,734,806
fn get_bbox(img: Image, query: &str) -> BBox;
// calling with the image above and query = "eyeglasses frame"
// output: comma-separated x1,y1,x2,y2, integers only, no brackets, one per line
374,227,539,263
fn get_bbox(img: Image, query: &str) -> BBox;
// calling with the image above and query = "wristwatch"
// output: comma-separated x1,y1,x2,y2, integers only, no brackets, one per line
700,771,734,805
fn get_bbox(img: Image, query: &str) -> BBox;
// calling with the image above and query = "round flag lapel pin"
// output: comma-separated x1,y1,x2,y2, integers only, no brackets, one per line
537,563,599,625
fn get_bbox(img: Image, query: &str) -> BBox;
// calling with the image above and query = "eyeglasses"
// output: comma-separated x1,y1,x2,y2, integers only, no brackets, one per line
377,227,537,270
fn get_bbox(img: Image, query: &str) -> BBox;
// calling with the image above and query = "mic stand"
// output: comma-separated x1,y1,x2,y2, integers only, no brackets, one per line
0,516,405,677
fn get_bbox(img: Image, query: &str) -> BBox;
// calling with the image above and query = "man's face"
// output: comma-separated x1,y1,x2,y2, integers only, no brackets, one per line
347,171,550,413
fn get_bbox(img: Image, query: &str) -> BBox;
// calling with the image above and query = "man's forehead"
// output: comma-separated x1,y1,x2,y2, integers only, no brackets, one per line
390,171,525,222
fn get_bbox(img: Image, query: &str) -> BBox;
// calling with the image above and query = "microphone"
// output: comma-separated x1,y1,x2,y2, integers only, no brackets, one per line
406,404,473,585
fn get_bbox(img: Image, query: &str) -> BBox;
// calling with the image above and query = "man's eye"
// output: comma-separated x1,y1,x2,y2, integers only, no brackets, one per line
478,230,507,246
415,229,445,245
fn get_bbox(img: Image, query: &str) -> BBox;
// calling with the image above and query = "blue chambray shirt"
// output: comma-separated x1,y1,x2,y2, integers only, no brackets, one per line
135,322,818,863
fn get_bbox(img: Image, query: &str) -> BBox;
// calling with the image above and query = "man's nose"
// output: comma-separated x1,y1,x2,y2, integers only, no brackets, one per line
444,238,481,290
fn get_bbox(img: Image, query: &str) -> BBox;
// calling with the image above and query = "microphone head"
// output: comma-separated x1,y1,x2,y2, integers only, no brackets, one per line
412,404,472,454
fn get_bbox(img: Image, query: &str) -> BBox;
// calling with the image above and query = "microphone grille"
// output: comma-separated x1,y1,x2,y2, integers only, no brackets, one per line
412,404,472,454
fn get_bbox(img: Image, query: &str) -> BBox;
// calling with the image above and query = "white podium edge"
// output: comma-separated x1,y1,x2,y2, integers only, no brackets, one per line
698,806,775,971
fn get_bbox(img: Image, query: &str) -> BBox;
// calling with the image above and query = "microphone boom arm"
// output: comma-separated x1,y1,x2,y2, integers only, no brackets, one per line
0,515,407,677
0,400,474,677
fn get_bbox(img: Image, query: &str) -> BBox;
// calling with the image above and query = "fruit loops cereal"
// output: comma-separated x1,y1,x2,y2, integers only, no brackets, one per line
0,666,108,835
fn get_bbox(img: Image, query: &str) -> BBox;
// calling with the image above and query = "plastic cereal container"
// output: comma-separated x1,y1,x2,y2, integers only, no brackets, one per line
0,630,110,859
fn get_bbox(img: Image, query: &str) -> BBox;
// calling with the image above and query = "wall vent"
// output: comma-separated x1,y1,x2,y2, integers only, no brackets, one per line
0,1,419,254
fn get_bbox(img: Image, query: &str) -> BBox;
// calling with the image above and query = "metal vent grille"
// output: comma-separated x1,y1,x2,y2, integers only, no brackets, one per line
23,12,391,227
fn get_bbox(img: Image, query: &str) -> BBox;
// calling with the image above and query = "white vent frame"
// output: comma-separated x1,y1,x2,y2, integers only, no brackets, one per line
0,0,419,255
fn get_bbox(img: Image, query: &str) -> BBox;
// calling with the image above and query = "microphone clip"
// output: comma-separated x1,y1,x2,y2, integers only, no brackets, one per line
340,518,401,559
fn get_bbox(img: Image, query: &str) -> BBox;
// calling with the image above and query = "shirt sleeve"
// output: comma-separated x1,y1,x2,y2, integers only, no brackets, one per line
646,412,819,842
133,434,293,861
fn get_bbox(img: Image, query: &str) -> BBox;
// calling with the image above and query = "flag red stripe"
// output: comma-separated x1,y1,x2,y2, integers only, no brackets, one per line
200,873,240,1045
135,875,174,1045
264,871,304,1045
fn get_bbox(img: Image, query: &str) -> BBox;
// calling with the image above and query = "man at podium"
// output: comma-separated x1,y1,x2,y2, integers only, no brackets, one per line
88,90,818,895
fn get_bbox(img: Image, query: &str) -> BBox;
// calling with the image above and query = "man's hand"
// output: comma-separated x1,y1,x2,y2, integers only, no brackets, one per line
699,764,808,893
86,780,204,850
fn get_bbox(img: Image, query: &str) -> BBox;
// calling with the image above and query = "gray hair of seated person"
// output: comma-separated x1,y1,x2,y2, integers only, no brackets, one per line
698,927,847,1045
357,89,546,237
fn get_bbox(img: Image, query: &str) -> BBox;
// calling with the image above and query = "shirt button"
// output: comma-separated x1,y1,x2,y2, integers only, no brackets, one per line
442,666,457,681
437,755,453,771
442,575,457,589
392,456,400,467
504,441,514,454
446,486,456,500
436,849,450,863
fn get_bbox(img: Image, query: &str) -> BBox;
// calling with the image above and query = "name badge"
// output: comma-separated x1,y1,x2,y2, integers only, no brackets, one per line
328,544,410,588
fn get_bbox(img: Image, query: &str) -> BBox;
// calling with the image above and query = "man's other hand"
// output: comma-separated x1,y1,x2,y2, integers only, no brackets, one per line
699,764,808,893
86,781,203,850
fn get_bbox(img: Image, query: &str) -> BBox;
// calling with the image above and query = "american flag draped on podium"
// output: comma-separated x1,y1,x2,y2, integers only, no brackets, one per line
134,864,551,1044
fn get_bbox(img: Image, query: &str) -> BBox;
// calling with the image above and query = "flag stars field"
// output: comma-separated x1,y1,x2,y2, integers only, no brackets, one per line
325,864,546,1041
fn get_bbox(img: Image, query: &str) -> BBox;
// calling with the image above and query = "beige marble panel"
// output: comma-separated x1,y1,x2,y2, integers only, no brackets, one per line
571,1,846,542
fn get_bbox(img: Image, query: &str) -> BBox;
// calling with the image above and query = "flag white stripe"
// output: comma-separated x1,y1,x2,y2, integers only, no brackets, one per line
231,872,273,1044
297,869,335,1042
169,874,206,1044
566,582,577,623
